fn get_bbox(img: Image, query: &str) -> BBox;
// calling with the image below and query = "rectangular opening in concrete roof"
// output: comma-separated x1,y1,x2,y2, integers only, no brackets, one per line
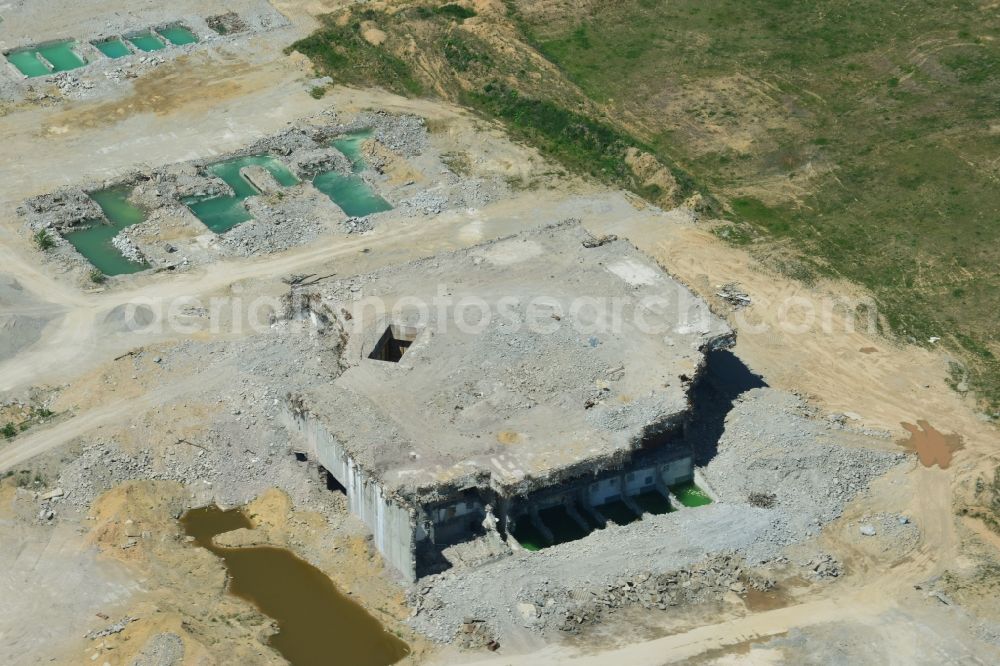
369,325,418,363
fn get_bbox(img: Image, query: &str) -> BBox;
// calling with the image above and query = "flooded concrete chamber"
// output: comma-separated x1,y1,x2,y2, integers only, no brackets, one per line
285,221,734,580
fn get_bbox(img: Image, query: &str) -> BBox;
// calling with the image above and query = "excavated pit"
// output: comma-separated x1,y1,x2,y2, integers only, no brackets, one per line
64,186,149,276
183,154,299,232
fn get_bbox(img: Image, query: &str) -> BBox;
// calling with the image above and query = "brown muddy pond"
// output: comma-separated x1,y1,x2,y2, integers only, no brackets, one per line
181,506,409,666
899,420,964,469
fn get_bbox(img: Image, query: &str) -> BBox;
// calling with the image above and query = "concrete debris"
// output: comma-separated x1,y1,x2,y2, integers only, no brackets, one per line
19,188,102,230
86,616,136,639
407,386,907,640
39,487,64,501
582,230,618,248
805,554,842,579
716,282,752,308
399,190,448,216
112,230,146,264
342,216,375,234
56,321,346,509
129,631,186,666
701,389,905,546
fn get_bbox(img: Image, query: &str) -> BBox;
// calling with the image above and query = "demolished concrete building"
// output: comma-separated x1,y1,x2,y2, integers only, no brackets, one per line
285,221,734,580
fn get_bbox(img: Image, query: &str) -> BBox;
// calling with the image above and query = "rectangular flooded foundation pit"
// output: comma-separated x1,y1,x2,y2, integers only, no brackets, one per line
156,25,199,46
6,49,51,77
184,155,299,233
7,40,86,77
64,186,150,276
312,132,393,217
634,490,674,515
93,38,132,59
37,41,86,72
127,31,166,52
597,499,640,526
510,519,547,551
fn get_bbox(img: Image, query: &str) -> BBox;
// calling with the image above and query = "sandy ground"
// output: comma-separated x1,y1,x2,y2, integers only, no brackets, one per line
0,0,998,664
0,484,140,662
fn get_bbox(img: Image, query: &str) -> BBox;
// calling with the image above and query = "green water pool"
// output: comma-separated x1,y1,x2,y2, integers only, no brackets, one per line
157,25,199,46
670,481,713,508
128,32,166,52
333,131,374,173
184,196,253,233
6,49,50,77
635,490,675,515
211,155,299,195
312,131,393,217
184,155,299,233
94,38,131,59
64,187,149,276
511,520,548,551
312,171,392,218
37,41,86,72
597,500,640,526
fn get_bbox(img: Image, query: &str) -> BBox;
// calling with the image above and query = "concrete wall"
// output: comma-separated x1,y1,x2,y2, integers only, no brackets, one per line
589,477,622,505
284,409,418,581
661,456,693,486
624,466,657,494
585,455,693,505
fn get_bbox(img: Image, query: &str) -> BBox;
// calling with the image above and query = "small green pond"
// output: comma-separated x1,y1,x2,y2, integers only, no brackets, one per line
312,172,392,218
157,25,199,46
64,186,149,276
6,49,50,77
184,196,253,233
333,131,374,173
313,131,392,217
670,481,713,508
7,41,86,77
37,41,86,72
94,38,131,59
184,155,299,233
128,32,166,52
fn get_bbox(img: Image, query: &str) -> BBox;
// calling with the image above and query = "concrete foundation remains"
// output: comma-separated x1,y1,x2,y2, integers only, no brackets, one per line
285,221,734,580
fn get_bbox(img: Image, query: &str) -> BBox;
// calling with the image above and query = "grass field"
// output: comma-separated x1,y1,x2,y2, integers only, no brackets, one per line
289,1,1000,414
515,0,1000,413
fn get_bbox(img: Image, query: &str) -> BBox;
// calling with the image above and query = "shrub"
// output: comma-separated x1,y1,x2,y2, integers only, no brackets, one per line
1,423,16,439
33,229,55,250
435,4,477,21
